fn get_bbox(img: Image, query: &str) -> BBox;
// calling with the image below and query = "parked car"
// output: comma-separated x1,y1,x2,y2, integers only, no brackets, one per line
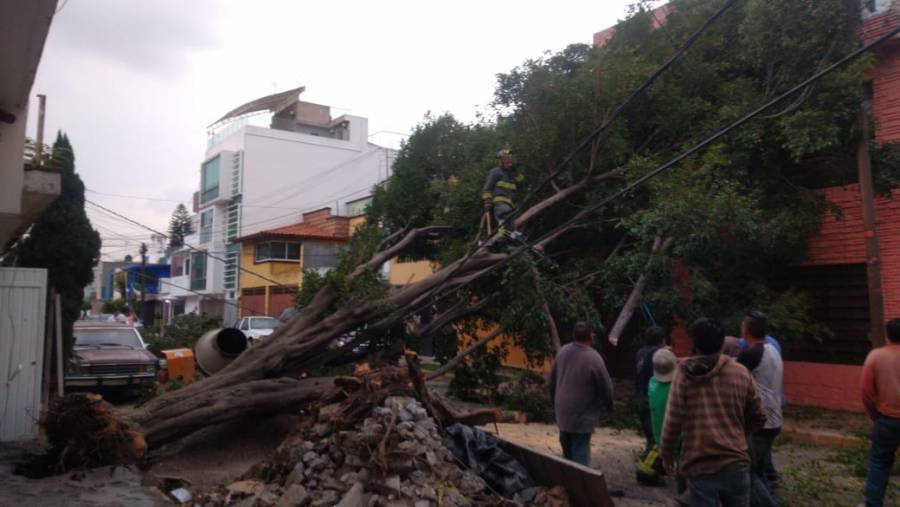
233,316,281,343
65,321,158,393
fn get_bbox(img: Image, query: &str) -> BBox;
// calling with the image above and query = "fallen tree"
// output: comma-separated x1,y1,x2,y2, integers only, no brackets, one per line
48,0,886,461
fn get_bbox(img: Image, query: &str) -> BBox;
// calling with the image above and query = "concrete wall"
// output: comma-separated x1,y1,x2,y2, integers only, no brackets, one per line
235,123,389,237
0,107,25,216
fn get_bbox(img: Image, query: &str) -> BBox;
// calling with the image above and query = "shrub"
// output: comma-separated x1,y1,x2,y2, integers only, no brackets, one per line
143,314,221,357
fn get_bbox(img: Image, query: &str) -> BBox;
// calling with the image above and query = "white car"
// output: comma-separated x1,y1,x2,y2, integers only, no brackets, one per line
234,316,281,343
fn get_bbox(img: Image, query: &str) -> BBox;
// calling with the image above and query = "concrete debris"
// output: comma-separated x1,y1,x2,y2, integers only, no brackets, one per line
275,484,309,507
224,396,510,507
169,487,192,503
192,369,568,507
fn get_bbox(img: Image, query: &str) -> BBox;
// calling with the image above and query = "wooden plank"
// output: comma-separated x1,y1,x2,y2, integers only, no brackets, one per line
496,436,614,507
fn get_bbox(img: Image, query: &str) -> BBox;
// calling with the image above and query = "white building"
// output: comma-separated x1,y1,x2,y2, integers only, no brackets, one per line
159,87,395,324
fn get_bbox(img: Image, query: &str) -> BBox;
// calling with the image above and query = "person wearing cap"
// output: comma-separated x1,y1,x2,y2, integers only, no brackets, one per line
636,326,667,449
482,148,523,238
648,348,677,447
649,348,687,499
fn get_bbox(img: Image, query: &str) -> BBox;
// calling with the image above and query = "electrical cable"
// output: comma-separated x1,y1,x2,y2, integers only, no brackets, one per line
86,200,297,290
127,268,257,315
509,0,739,224
423,21,900,313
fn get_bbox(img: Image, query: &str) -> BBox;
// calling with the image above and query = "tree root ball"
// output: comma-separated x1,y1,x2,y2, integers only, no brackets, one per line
41,393,146,473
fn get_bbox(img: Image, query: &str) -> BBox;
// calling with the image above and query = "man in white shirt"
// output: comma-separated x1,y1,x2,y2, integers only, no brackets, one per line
741,311,783,490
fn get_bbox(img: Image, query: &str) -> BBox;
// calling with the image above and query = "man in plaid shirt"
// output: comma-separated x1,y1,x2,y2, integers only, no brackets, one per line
661,318,767,507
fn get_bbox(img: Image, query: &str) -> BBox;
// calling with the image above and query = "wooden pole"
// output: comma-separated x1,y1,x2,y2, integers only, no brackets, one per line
54,291,64,397
41,289,55,407
857,102,886,347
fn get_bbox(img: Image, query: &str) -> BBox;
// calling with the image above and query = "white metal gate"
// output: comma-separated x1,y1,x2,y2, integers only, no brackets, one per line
0,267,47,441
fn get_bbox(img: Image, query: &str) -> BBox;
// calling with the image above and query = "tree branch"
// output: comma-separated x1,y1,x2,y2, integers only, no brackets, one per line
350,225,451,279
514,168,623,229
608,236,673,346
425,326,505,380
416,296,493,337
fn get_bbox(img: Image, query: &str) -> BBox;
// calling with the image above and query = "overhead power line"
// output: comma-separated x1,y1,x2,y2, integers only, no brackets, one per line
85,200,296,290
127,269,256,315
426,4,900,313
512,0,739,222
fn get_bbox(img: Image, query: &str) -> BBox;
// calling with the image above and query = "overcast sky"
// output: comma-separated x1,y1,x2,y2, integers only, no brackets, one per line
28,0,637,261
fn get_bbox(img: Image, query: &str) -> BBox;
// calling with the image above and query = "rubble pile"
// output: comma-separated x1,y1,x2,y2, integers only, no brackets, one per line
183,361,575,507
218,395,504,507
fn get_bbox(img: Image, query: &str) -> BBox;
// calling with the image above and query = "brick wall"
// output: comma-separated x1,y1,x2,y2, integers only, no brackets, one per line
806,184,900,319
782,361,864,412
870,42,900,142
301,208,350,237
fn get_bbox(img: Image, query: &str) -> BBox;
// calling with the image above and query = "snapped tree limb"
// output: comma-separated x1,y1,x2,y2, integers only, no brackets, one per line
607,236,674,346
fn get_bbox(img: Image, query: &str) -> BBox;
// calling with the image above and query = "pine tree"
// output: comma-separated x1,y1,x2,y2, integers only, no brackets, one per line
12,132,101,356
167,203,194,250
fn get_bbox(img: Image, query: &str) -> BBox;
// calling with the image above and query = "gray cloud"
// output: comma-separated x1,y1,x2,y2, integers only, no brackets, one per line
47,0,226,77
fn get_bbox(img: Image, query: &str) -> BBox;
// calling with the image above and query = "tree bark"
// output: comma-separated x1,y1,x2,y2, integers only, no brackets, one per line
541,300,562,353
607,236,673,346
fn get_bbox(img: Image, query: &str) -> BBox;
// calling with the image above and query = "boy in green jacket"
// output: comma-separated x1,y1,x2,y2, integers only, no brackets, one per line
649,348,677,445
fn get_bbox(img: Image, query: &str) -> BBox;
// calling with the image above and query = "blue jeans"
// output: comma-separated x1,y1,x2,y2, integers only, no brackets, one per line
687,464,751,507
865,415,900,507
559,431,591,466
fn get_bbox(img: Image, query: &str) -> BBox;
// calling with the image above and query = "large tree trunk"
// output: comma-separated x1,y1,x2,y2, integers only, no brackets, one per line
132,247,520,448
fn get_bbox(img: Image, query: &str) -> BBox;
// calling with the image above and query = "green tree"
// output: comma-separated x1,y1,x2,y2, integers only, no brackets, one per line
167,203,194,250
358,0,876,364
8,132,101,356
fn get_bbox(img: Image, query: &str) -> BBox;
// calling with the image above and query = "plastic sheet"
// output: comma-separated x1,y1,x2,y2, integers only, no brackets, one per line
444,423,538,504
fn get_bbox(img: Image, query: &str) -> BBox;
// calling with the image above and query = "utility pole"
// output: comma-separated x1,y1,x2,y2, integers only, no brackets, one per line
140,242,148,325
858,89,885,348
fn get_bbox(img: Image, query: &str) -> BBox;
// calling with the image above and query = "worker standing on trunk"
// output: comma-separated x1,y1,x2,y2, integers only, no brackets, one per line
482,148,523,239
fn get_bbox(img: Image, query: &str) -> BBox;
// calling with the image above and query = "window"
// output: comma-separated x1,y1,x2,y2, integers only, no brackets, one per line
201,156,221,204
190,251,206,291
770,264,871,364
250,317,280,330
240,319,249,331
255,241,301,262
200,209,213,243
303,242,340,270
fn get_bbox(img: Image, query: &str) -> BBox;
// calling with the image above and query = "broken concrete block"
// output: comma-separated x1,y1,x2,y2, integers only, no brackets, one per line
286,462,306,485
276,485,310,507
335,482,367,507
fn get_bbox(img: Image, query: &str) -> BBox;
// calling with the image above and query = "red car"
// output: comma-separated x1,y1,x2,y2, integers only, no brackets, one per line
65,321,158,393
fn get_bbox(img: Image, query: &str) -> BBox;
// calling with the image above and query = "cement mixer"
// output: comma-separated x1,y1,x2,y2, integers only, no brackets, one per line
194,327,249,376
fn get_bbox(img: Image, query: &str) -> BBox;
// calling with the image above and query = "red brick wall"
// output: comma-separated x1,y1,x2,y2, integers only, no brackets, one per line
301,208,350,238
782,361,864,412
805,184,900,319
870,43,900,142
